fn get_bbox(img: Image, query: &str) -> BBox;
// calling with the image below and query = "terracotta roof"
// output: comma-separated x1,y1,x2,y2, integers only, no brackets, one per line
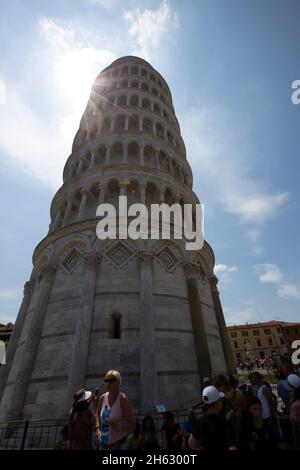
227,320,300,329
0,323,14,331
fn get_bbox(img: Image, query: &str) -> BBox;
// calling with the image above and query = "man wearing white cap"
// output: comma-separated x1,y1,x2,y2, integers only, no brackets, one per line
284,373,300,393
188,386,237,450
283,374,300,407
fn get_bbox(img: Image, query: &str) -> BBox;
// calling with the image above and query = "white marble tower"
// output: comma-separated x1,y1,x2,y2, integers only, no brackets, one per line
0,56,234,421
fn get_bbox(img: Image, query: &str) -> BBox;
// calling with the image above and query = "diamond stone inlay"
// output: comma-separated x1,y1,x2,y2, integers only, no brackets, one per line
156,246,180,272
61,248,82,273
104,241,134,267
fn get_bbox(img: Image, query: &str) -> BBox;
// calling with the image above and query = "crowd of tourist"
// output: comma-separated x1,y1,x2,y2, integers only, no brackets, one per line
238,357,274,373
55,365,300,451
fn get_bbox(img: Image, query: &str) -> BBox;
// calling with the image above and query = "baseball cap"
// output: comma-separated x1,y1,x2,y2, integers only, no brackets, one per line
202,386,225,405
238,376,249,388
283,374,300,392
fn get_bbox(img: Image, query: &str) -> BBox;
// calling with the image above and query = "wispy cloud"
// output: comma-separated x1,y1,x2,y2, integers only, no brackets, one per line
245,229,264,255
123,0,178,60
86,0,116,8
0,18,116,189
254,263,300,301
214,264,238,284
181,107,289,252
256,263,283,284
224,306,256,326
0,86,67,188
278,284,300,300
38,17,115,142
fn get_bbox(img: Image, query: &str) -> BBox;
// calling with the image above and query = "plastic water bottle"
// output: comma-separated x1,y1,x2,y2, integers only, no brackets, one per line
101,405,110,445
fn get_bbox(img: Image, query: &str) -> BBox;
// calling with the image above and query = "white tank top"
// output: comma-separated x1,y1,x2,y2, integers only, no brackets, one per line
100,392,127,445
257,384,271,419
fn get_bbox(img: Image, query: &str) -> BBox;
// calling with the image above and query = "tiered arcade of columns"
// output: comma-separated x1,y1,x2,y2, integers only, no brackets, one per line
0,56,235,421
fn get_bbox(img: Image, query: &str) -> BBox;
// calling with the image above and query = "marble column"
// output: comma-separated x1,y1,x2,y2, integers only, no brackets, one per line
167,156,174,176
98,183,106,205
139,144,144,165
139,253,157,408
140,183,146,204
76,158,83,175
3,264,57,421
152,122,156,136
0,280,34,404
119,182,127,197
89,152,96,168
180,168,185,184
110,116,115,132
52,206,63,231
77,190,88,221
155,150,160,170
105,146,111,165
159,187,165,203
122,142,128,164
209,275,236,374
138,116,143,132
64,254,101,415
184,263,212,380
62,199,72,227
125,116,129,131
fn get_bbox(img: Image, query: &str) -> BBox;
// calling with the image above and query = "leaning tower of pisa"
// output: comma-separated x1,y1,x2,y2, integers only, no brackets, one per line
0,56,235,421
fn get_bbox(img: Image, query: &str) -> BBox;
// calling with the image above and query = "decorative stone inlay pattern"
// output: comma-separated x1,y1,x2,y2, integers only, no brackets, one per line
103,241,134,268
60,248,82,274
156,246,180,272
199,272,208,286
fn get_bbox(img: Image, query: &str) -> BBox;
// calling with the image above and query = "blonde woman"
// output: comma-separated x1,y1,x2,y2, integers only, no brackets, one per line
95,370,134,450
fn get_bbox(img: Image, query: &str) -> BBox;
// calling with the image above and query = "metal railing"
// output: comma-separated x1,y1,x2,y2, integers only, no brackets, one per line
0,408,204,450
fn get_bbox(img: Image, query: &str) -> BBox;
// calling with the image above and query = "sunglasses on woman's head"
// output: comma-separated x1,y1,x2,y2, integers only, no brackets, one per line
104,378,117,384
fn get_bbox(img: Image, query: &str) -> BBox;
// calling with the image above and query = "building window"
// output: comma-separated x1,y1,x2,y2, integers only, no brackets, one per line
236,353,241,360
268,338,273,346
264,329,271,335
253,330,260,336
259,351,265,359
109,313,121,339
295,328,299,334
277,327,281,333
231,332,237,338
234,341,238,349
280,337,284,344
286,329,290,334
242,331,249,337
257,339,261,347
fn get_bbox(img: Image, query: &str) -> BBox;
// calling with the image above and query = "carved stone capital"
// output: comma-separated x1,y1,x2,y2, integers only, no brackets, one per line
183,262,201,280
23,281,34,296
39,264,57,282
84,253,101,270
138,252,154,268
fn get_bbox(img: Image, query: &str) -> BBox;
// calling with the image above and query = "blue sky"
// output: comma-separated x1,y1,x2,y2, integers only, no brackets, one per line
0,0,299,326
